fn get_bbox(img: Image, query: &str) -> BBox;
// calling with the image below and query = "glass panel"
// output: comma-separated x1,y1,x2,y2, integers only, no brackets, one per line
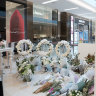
32,3,55,42
6,1,25,43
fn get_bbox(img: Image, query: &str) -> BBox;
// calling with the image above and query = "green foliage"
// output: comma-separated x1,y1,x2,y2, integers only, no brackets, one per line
67,54,80,66
82,79,94,96
41,81,61,93
46,81,62,96
85,54,95,64
67,90,83,96
16,57,35,82
30,57,34,62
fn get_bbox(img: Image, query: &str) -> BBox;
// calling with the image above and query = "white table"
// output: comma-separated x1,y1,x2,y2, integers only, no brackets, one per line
0,48,13,72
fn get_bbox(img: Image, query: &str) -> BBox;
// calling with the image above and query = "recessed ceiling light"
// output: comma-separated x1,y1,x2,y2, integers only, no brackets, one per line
83,0,96,8
42,0,59,4
67,0,96,13
65,7,78,11
79,12,93,15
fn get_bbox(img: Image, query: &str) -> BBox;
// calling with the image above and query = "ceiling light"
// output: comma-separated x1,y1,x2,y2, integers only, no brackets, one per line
42,0,58,4
67,0,96,12
79,12,93,15
65,7,78,11
83,0,96,8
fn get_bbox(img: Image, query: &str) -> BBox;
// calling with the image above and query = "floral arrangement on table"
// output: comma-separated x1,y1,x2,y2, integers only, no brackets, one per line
41,56,60,72
82,78,94,96
67,78,94,96
67,90,83,96
16,56,35,82
33,68,94,96
16,39,33,55
50,57,61,72
34,81,62,96
55,40,70,57
41,57,51,66
36,39,53,56
41,56,51,72
46,81,62,96
0,40,6,49
85,54,95,65
67,54,85,74
67,54,80,66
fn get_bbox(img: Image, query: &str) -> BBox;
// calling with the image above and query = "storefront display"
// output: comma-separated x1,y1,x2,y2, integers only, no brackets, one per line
33,4,58,41
6,1,26,42
71,17,89,45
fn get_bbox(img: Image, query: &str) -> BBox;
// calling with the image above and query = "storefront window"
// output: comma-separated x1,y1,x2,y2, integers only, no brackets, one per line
71,17,89,45
33,4,52,41
6,1,26,43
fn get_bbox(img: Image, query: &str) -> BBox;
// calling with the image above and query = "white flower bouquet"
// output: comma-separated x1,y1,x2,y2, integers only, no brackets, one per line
16,57,35,82
68,90,83,96
16,39,33,55
41,57,51,66
36,39,53,56
0,40,6,49
55,40,70,57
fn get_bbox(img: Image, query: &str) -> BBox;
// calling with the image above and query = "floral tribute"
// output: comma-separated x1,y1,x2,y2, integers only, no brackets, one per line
85,54,95,65
67,54,80,66
16,56,35,82
34,81,61,96
36,39,53,56
0,40,6,49
68,90,83,96
55,40,70,57
15,39,94,96
67,54,85,74
16,39,33,55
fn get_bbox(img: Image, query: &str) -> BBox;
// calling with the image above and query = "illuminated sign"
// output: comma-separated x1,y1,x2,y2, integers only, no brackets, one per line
79,20,85,23
34,10,43,16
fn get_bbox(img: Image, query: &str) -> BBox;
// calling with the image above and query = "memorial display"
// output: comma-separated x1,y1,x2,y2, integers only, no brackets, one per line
11,39,94,96
16,39,33,55
1,1,95,96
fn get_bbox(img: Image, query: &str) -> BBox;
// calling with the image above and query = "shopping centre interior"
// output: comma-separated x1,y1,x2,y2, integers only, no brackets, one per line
0,0,96,96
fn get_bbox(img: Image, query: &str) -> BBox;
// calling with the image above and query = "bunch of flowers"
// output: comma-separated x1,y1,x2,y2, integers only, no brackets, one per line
41,57,51,66
50,57,60,66
0,40,6,49
68,90,83,96
67,54,85,74
34,81,62,96
82,79,94,96
16,39,33,55
55,40,70,57
41,57,60,72
36,39,53,56
47,81,62,96
67,54,80,66
85,54,95,65
16,56,35,82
